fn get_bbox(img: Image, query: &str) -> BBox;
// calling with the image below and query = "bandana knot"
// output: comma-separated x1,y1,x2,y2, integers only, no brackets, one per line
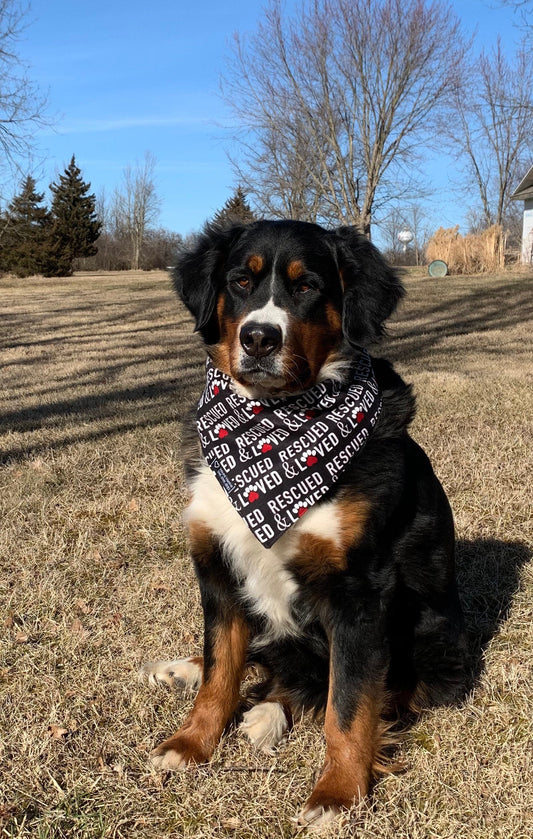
196,351,382,548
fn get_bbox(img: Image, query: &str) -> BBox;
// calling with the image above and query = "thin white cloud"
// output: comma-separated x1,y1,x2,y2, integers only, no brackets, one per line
52,115,221,135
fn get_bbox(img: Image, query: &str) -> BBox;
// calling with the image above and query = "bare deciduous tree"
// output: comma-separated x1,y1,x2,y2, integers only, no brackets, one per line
222,0,469,236
79,185,180,272
0,1,48,177
112,151,160,270
448,38,533,230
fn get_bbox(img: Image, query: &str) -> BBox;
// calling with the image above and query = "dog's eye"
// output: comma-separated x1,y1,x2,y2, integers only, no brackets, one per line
233,278,251,290
295,281,312,294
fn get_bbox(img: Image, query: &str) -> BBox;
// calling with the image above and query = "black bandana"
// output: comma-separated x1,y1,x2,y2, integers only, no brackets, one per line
196,351,382,548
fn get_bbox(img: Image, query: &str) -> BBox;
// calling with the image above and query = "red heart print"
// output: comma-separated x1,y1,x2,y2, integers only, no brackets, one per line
218,428,228,438
305,410,316,419
248,490,259,502
297,506,307,517
252,405,263,415
214,385,220,395
306,455,318,467
356,411,365,423
262,443,272,453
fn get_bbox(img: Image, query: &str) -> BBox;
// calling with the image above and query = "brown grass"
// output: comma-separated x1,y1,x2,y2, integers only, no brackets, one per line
426,225,505,274
0,267,532,838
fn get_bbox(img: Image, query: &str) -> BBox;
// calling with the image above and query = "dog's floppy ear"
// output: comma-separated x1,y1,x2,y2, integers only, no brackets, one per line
173,222,246,344
333,226,404,347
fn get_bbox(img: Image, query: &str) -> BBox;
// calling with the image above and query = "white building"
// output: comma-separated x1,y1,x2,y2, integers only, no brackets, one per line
510,165,533,264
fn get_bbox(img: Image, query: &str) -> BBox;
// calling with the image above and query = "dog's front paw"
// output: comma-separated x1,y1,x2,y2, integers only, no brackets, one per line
150,745,189,771
150,732,209,771
239,701,288,754
293,802,343,833
140,657,203,690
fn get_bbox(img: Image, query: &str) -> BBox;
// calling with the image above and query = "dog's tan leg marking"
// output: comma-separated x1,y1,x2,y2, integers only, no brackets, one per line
296,680,383,827
239,700,289,754
150,616,248,770
140,656,203,690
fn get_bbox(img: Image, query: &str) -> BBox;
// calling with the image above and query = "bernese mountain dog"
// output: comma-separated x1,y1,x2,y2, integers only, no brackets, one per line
142,220,466,828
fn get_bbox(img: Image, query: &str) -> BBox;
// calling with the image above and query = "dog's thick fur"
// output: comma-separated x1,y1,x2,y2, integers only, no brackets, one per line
145,220,466,827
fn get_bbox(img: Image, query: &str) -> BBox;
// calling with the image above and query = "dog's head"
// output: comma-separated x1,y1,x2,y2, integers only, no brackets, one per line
174,219,403,397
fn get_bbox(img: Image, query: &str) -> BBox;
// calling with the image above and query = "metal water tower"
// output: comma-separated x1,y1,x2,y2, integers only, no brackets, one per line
398,229,414,253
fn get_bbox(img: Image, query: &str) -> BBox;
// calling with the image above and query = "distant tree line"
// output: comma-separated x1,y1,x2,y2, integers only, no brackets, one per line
0,152,184,277
78,152,182,272
0,157,100,277
79,184,256,273
0,157,258,278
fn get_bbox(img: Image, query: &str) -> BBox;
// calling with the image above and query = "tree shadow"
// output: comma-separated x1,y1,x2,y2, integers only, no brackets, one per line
455,538,531,688
0,335,205,465
381,275,533,367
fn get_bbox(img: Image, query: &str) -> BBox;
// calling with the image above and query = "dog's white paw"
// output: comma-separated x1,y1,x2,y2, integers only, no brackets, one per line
140,657,202,691
150,747,189,772
239,701,288,754
292,804,342,833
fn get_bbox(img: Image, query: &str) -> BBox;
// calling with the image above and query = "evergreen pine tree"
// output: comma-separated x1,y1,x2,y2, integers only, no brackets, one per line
0,176,50,277
46,155,101,276
212,186,257,227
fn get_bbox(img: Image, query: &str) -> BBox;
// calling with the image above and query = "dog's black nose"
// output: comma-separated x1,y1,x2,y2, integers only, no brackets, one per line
240,322,282,358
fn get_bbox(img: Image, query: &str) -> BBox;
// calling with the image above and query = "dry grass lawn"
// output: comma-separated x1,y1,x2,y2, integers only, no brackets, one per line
0,266,532,838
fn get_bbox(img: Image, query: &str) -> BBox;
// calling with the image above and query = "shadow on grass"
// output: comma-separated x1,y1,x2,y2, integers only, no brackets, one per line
0,347,205,466
382,275,533,366
455,538,531,687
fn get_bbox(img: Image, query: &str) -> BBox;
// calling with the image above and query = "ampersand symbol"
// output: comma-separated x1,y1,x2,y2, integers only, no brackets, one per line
282,461,299,479
274,511,290,530
338,420,351,438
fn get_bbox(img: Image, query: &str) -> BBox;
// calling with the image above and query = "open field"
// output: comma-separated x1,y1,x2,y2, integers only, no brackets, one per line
1,267,532,838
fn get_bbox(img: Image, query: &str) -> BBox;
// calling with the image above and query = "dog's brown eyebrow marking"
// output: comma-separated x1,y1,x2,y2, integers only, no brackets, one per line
287,259,305,281
247,254,264,274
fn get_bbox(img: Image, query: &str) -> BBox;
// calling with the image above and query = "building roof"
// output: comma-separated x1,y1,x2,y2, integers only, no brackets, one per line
511,165,533,201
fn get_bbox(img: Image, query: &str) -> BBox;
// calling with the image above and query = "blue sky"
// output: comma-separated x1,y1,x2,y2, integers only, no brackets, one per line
9,0,525,239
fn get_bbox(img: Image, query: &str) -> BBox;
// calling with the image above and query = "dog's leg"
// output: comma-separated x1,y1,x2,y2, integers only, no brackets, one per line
150,612,248,770
296,614,388,828
150,523,249,770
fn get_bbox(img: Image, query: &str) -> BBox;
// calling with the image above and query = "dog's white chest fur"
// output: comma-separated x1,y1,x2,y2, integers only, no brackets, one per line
186,463,340,639
186,464,299,637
